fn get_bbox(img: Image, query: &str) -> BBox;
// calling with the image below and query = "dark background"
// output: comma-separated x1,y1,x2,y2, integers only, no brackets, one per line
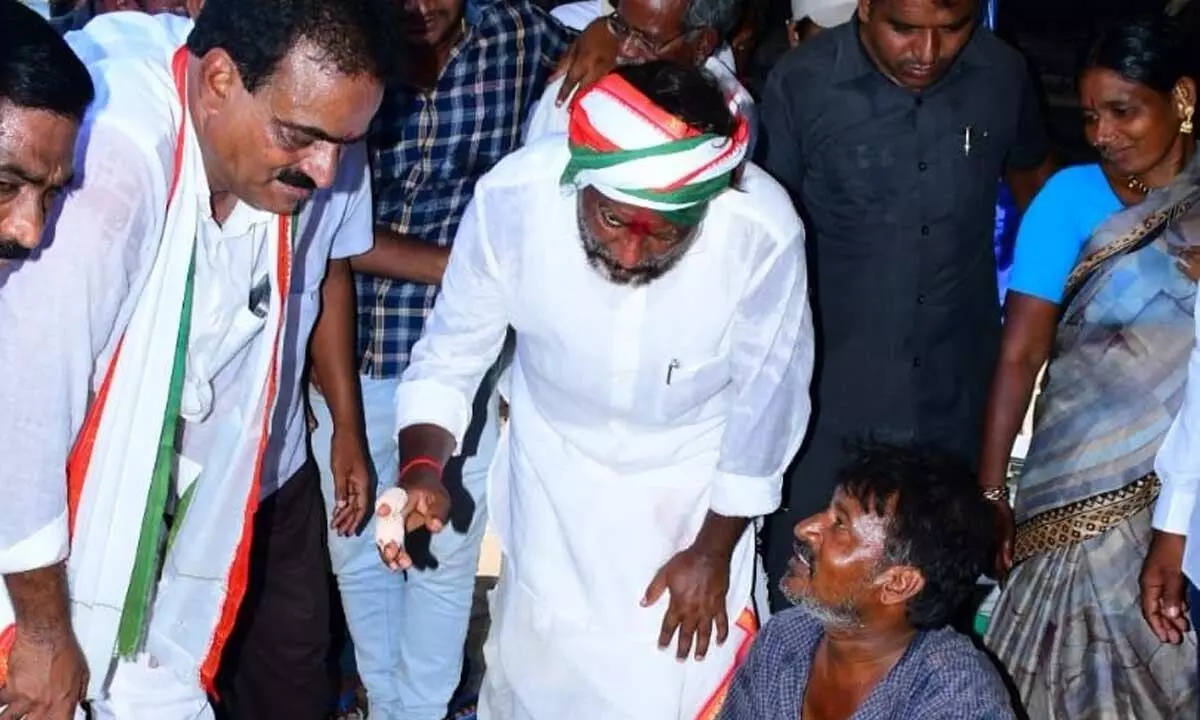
743,0,1198,163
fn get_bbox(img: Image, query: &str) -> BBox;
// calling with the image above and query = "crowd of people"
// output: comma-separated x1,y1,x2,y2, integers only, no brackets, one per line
0,0,1197,718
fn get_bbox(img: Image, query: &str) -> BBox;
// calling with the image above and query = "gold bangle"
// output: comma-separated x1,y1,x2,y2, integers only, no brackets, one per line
981,486,1009,503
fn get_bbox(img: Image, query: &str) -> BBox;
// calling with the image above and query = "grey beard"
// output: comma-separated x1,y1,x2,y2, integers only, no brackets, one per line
576,212,695,287
779,577,864,631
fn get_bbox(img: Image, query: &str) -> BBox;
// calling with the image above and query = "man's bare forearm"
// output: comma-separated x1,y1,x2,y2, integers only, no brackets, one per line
311,258,363,437
691,512,751,562
3,563,71,639
349,228,451,285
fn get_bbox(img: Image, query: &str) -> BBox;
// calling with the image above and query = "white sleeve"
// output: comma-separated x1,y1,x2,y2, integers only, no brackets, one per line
0,122,163,574
710,226,814,518
1153,293,1200,536
394,193,510,450
329,141,374,260
522,80,571,145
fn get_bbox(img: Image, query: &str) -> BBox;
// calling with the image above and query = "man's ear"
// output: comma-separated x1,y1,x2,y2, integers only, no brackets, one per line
877,565,924,609
857,0,872,24
193,48,243,116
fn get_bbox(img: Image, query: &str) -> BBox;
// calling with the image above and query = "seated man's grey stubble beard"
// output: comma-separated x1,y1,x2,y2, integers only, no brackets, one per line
781,576,866,631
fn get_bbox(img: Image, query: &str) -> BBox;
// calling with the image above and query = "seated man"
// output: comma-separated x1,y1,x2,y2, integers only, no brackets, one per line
722,442,1016,719
381,60,813,719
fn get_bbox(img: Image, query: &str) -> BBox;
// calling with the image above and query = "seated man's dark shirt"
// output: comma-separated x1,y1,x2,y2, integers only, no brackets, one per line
720,607,1016,720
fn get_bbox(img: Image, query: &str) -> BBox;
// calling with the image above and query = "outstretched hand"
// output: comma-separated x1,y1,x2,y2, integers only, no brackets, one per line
642,547,730,661
376,468,450,572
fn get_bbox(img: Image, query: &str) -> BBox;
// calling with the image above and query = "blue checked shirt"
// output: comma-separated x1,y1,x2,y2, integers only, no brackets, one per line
357,0,573,379
720,607,1018,719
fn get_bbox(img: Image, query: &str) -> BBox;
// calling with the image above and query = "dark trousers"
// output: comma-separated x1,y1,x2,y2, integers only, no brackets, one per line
214,459,333,720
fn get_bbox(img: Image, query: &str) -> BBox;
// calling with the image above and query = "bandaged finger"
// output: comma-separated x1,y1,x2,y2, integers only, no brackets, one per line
375,487,409,553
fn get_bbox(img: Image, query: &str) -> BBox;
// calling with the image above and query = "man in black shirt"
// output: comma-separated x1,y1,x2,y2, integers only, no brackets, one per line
758,0,1054,609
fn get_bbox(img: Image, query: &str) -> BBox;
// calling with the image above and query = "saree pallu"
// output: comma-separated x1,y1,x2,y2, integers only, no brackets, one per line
986,157,1200,719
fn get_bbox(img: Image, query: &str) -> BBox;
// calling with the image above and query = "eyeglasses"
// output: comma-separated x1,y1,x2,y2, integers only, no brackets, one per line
604,12,696,55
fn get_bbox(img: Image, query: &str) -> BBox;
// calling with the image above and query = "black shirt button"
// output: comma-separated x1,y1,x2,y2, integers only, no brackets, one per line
917,293,926,304
915,96,924,107
913,357,923,368
918,161,928,172
921,225,930,236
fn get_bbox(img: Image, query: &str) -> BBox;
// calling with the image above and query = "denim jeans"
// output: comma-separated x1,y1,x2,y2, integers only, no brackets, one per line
310,375,495,720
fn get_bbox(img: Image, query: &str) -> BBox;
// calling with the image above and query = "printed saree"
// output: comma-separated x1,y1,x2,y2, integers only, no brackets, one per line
986,155,1200,719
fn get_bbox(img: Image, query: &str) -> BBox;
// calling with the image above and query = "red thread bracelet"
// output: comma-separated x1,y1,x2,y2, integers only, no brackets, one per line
399,456,443,481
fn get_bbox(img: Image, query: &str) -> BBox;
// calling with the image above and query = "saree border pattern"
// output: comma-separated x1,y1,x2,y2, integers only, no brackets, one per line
1063,195,1199,303
1013,474,1160,564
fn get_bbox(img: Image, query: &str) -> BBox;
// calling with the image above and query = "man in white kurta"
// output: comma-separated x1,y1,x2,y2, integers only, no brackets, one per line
0,2,94,716
0,4,394,717
382,62,813,718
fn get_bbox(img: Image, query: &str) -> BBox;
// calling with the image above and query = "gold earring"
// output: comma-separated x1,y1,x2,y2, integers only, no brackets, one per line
1183,104,1194,135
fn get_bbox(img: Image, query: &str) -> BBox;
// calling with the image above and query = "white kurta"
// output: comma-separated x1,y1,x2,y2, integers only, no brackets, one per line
395,138,813,719
0,12,372,708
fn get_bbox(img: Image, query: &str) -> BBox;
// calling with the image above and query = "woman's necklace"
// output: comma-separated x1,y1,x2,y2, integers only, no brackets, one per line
1126,175,1151,195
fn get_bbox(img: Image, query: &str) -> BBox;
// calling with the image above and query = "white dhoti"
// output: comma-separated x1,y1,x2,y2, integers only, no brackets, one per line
89,654,213,720
478,367,760,720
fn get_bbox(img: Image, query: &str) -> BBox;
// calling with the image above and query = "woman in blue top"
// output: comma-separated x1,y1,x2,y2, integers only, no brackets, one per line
979,15,1199,718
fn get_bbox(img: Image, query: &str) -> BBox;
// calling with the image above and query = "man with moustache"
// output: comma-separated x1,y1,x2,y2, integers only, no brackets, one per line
0,0,92,268
305,0,570,716
377,62,813,719
758,0,1056,610
721,442,1014,719
0,0,398,717
0,3,93,717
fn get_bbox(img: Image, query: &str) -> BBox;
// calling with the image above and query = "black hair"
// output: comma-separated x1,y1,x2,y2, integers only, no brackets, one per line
0,0,94,123
683,0,742,41
837,440,993,630
1083,14,1197,94
614,61,735,138
186,0,404,94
